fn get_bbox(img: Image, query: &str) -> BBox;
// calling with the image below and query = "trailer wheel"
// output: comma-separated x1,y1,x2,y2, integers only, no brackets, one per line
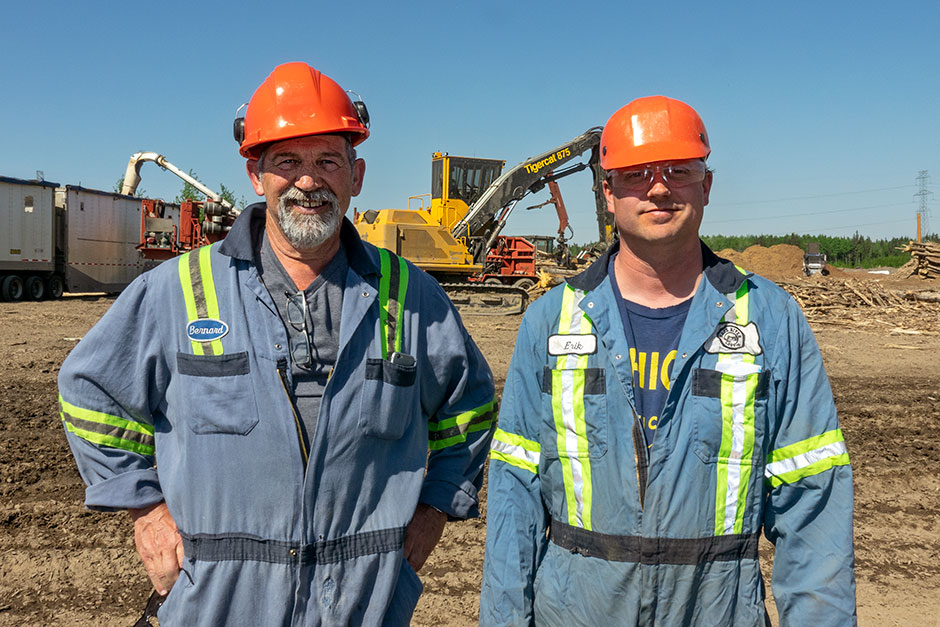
46,274,65,299
25,276,45,301
513,278,536,291
1,276,25,302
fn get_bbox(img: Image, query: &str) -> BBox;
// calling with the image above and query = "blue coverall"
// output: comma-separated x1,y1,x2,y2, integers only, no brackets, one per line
480,242,856,626
59,205,496,626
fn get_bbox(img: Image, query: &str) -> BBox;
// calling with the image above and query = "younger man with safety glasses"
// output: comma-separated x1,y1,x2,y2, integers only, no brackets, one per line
481,96,856,626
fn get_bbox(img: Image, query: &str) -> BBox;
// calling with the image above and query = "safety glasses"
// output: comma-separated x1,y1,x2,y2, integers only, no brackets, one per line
285,292,312,369
608,160,707,192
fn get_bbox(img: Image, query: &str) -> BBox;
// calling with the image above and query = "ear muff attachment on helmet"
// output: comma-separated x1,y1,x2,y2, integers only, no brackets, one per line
347,91,370,129
233,103,247,145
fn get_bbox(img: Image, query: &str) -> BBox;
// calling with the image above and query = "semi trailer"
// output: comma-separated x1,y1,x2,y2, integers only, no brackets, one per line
0,175,164,300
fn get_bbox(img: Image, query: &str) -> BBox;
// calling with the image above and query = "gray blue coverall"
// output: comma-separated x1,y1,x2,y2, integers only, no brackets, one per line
480,242,856,626
59,205,496,626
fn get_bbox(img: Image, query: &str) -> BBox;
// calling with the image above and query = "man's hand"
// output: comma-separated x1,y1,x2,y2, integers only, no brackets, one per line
129,501,184,596
403,503,447,572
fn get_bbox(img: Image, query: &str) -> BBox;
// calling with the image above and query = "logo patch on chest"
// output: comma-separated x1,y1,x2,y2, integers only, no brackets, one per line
186,319,229,342
705,322,762,355
548,334,597,356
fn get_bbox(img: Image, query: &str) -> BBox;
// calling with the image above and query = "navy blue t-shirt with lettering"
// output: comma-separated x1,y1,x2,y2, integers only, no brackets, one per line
608,256,691,448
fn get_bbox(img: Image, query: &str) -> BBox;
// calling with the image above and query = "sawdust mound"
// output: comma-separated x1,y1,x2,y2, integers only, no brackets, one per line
716,244,806,280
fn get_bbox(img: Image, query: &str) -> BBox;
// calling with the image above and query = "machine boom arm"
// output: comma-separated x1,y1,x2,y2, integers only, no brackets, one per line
450,128,609,257
121,152,234,209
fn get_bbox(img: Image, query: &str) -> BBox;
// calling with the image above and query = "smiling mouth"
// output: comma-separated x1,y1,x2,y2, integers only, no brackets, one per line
290,199,329,212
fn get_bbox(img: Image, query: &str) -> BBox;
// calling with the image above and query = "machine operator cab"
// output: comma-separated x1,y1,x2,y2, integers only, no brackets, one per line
430,153,504,233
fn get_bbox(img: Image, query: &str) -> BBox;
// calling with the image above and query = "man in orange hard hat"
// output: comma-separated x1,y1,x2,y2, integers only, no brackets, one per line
59,62,496,625
481,96,857,625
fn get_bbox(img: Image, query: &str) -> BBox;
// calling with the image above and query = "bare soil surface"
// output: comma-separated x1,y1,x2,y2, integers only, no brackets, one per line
1,265,939,626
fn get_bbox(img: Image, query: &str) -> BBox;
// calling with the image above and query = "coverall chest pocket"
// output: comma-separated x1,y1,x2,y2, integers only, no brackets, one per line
539,366,608,459
176,352,260,435
358,358,417,439
690,364,769,464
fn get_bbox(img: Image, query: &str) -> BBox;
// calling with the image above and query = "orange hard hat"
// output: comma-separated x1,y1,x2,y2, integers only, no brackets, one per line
237,62,369,159
600,96,709,170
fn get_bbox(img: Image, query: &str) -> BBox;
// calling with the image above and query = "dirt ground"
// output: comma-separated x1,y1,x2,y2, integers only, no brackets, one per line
1,259,939,626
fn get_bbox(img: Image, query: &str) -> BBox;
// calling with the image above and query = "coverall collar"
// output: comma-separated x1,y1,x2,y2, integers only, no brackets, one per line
567,239,748,296
219,202,380,278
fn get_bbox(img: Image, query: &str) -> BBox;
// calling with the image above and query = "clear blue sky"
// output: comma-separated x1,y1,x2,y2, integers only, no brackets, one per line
2,1,938,243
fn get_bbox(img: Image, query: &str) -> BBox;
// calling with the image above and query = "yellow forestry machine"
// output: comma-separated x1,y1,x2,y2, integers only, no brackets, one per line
354,129,613,313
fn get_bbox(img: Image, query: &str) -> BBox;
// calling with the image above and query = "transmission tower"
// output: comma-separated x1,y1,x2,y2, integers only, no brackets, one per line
914,170,933,239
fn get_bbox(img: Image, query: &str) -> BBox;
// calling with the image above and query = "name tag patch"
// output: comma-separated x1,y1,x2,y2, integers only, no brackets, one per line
548,334,597,356
186,319,229,342
704,322,762,355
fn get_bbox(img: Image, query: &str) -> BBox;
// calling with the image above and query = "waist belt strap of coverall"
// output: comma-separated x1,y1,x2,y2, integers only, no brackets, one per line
549,519,759,564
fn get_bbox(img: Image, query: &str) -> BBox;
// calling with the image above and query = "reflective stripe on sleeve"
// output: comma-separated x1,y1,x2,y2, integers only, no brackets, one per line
428,398,496,450
714,276,757,536
765,429,849,488
490,428,540,474
59,395,155,456
553,285,595,530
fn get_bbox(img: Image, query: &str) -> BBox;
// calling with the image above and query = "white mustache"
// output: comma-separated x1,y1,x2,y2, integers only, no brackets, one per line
280,187,338,209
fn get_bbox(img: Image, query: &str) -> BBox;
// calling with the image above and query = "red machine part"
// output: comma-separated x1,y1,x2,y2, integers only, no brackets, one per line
138,199,234,261
469,236,537,288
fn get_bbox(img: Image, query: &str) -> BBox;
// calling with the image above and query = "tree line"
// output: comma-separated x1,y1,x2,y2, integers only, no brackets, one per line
572,232,939,269
700,232,938,268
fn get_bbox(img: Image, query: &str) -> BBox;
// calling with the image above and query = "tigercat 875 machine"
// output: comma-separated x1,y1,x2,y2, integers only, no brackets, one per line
354,129,611,314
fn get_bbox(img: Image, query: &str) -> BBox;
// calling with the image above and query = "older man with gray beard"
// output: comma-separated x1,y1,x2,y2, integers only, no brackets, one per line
58,62,496,626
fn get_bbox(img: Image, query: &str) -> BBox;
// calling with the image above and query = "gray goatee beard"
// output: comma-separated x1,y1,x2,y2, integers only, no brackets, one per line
276,187,343,250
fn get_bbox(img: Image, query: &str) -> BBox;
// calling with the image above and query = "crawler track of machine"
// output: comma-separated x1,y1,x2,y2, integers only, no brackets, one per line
441,283,529,315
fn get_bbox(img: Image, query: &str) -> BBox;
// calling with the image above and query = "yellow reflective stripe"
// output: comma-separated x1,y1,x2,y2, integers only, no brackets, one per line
735,374,758,532
491,428,540,474
178,252,203,356
429,399,496,431
765,429,849,487
428,399,496,450
555,288,575,369
198,245,223,355
394,255,408,354
714,275,756,535
378,249,391,359
552,285,594,530
714,378,734,534
59,395,155,456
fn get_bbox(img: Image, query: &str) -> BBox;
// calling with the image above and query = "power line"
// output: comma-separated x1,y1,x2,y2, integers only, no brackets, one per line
707,201,911,224
719,184,914,207
816,218,913,232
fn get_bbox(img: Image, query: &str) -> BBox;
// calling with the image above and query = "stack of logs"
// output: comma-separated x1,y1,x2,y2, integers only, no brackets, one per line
899,241,940,279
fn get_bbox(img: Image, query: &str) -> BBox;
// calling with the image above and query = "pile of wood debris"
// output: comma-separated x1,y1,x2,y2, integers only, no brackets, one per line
777,278,940,332
898,241,940,279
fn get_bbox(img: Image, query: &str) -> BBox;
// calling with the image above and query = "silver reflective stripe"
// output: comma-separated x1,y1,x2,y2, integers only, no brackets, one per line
766,440,847,478
491,431,540,473
714,276,758,536
553,285,595,530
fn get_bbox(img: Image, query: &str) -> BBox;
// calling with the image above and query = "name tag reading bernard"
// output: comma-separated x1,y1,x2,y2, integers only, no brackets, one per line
547,334,597,356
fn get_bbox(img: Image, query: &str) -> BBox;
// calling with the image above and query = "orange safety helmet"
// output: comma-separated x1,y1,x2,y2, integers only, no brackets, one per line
600,96,709,170
236,62,370,159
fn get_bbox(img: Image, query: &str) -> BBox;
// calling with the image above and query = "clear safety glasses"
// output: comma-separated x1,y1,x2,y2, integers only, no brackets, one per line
608,160,707,193
285,292,312,369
